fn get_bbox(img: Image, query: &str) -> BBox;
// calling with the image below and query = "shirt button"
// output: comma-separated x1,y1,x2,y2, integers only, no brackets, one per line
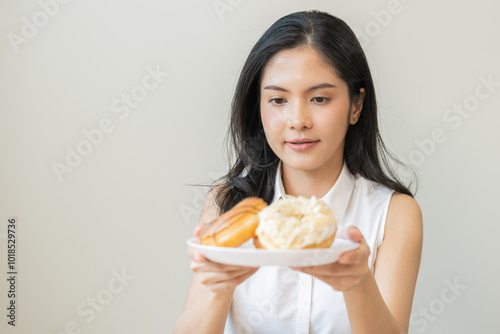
301,298,309,307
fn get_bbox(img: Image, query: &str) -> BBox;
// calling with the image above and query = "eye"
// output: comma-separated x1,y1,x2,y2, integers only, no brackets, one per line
270,98,286,105
312,97,329,104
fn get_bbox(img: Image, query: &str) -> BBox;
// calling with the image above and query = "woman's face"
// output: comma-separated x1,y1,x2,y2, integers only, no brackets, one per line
260,46,363,173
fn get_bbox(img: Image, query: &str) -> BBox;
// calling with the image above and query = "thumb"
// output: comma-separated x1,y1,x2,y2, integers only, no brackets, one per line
188,246,206,262
193,224,203,237
337,225,363,243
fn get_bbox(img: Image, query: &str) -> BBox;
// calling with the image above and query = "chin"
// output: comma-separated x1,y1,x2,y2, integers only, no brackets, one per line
281,156,324,172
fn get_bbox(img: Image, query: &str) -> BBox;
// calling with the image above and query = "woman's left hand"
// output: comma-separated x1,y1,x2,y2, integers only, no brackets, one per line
291,226,372,292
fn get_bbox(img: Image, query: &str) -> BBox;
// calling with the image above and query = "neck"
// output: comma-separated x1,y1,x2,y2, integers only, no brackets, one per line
281,158,344,199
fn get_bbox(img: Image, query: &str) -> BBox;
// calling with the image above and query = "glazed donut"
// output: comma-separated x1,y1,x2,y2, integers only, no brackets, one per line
200,197,268,247
254,195,338,249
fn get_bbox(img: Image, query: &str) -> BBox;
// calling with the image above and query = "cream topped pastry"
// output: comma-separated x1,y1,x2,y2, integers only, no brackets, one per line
255,195,338,249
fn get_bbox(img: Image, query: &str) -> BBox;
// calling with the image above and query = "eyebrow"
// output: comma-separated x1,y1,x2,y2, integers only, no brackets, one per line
263,83,336,93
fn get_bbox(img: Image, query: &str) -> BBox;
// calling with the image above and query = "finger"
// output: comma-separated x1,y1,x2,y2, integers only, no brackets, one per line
293,261,341,273
193,224,203,237
199,269,252,284
208,268,259,293
198,267,259,285
212,267,259,284
338,250,356,264
190,256,258,273
338,244,364,264
347,227,362,243
297,263,357,276
338,225,362,241
231,267,259,284
339,241,370,264
192,261,257,274
295,265,354,282
187,246,206,263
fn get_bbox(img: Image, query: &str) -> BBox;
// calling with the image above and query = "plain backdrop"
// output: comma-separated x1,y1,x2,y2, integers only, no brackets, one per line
1,0,499,333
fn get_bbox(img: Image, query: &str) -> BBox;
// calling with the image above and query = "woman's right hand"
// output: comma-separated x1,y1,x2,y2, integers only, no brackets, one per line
188,225,259,295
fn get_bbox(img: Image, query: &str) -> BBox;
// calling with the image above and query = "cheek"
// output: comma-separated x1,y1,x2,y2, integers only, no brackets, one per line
260,105,285,139
316,106,350,139
325,113,348,130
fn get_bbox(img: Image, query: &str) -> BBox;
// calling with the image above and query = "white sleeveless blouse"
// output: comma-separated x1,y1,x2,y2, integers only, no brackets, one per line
224,161,394,334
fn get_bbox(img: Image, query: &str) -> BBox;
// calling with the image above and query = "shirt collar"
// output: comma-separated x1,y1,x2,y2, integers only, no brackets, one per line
272,160,356,222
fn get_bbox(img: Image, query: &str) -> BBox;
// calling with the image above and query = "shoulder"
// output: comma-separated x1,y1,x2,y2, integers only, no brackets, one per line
388,193,422,217
372,192,423,330
353,174,394,200
351,173,422,241
384,192,423,243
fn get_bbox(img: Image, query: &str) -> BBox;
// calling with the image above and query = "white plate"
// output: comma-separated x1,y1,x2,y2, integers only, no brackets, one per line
186,238,360,267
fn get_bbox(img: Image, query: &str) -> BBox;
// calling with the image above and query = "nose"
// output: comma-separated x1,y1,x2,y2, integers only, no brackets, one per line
287,101,312,130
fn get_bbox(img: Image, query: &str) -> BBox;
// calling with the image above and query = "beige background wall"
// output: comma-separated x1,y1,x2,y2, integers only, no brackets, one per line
1,0,498,333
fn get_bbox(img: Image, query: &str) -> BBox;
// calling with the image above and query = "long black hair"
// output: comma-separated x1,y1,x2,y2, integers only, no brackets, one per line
205,10,415,215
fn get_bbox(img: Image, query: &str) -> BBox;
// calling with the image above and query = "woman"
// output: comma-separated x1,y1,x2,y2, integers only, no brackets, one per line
174,9,422,334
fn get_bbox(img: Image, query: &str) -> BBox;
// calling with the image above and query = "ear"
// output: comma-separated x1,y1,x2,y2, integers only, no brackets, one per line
349,88,365,125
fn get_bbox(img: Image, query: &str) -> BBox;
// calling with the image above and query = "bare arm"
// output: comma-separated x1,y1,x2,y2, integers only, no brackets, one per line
343,193,423,333
173,187,258,334
296,192,422,333
174,273,234,334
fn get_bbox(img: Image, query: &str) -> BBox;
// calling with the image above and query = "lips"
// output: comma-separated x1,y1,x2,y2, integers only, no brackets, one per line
286,138,319,144
285,139,319,152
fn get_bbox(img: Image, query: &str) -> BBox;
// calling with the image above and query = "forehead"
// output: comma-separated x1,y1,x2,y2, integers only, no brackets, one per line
260,46,340,86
